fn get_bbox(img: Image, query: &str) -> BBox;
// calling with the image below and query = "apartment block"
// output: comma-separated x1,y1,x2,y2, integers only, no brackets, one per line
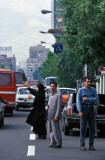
26,44,49,81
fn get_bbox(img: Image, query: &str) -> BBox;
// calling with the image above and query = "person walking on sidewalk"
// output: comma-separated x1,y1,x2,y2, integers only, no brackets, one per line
76,77,99,151
48,81,62,148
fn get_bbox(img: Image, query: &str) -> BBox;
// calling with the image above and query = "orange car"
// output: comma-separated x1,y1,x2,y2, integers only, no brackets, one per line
57,88,76,107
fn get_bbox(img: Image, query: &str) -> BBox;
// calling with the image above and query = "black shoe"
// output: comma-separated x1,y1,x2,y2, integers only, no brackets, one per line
48,144,56,147
80,146,86,151
89,146,95,151
53,144,62,148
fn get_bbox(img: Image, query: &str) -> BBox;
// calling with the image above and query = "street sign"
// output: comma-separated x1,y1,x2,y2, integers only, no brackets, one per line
54,43,63,54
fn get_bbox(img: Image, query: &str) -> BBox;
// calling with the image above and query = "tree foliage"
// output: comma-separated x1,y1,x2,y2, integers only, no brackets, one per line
32,67,42,82
40,51,59,79
61,0,105,78
40,0,105,87
57,48,83,87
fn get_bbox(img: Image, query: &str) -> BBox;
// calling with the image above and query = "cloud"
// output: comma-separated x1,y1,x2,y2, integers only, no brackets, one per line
0,0,54,60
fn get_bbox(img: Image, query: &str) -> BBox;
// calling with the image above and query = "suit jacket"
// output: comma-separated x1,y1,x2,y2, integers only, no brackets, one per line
48,91,62,119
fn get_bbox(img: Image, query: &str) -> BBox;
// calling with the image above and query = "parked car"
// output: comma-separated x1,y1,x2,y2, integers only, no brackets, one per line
61,93,80,135
27,80,41,86
96,94,105,135
0,97,6,127
62,92,105,136
45,87,51,106
15,86,36,111
57,88,76,107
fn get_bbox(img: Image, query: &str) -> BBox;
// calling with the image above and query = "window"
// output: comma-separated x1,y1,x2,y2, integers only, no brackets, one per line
0,73,12,86
18,88,30,94
56,7,63,11
57,15,62,19
57,24,63,28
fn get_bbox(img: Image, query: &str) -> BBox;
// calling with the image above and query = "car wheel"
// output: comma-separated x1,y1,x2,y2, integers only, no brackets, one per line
1,117,4,126
64,118,69,135
61,115,64,131
15,105,19,111
10,109,13,116
99,127,105,137
0,119,1,128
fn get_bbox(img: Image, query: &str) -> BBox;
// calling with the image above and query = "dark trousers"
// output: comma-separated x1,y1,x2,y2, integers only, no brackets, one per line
80,105,95,146
33,120,47,136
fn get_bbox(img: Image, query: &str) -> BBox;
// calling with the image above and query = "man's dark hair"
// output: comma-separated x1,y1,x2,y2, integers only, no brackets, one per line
83,77,91,82
50,81,57,87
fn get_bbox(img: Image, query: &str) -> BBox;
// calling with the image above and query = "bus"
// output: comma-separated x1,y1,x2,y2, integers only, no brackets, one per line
0,69,16,115
45,77,57,88
15,71,25,88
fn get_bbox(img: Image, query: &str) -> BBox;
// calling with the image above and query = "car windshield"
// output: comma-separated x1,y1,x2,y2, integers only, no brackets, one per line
18,88,31,94
59,89,75,95
46,78,56,86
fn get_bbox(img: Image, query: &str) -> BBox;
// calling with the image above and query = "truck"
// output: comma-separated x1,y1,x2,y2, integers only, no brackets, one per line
45,76,57,88
0,69,16,116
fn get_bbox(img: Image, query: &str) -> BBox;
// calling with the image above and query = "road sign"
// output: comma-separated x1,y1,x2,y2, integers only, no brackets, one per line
54,43,63,54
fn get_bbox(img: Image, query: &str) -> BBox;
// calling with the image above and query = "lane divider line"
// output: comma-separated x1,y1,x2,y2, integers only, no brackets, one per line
31,127,33,131
27,146,35,156
29,134,36,140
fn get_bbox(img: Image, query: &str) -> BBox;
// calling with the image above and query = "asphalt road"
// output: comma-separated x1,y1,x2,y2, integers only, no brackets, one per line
0,110,105,160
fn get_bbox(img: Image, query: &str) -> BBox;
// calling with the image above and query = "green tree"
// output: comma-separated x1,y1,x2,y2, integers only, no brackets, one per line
0,64,10,70
61,0,105,79
40,51,59,79
57,48,83,87
32,67,42,82
0,64,4,69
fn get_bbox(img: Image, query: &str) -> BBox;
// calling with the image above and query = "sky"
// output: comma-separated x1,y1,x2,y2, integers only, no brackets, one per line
0,0,55,61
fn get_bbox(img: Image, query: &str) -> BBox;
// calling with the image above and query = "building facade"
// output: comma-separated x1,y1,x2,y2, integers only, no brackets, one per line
51,0,63,29
0,54,16,71
26,44,49,81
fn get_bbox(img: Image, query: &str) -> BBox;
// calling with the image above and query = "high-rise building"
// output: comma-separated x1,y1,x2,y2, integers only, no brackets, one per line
26,44,49,81
51,0,63,29
0,54,16,71
0,46,12,57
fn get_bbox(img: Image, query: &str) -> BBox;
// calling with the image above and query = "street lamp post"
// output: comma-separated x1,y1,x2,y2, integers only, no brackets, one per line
41,10,52,14
39,31,62,36
40,41,52,44
41,9,61,14
41,9,63,35
40,9,63,54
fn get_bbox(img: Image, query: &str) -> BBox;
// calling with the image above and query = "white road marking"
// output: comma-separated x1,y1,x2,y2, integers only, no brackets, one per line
29,134,36,140
27,146,35,156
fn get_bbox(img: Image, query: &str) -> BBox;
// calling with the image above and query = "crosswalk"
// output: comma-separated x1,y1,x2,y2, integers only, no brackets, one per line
27,127,36,157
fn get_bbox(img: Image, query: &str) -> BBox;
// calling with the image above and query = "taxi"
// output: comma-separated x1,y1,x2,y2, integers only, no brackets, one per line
15,86,36,111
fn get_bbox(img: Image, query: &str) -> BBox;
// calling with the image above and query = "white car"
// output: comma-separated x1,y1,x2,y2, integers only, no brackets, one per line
0,97,5,127
15,87,36,111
